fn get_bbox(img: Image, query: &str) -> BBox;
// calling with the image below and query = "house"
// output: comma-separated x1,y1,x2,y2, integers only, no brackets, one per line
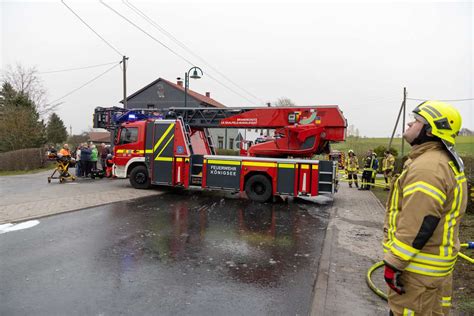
89,131,111,145
121,78,238,150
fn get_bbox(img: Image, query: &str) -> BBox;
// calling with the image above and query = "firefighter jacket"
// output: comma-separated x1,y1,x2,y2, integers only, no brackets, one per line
383,142,467,277
346,156,359,172
382,153,395,171
363,155,375,171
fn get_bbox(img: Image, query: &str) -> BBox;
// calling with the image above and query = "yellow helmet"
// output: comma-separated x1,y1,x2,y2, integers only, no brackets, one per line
413,100,462,145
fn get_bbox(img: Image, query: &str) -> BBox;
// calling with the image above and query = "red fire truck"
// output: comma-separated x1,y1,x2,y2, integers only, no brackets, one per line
93,106,347,202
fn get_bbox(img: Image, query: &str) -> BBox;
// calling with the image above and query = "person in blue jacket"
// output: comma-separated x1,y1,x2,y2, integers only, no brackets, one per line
80,143,92,177
371,152,379,187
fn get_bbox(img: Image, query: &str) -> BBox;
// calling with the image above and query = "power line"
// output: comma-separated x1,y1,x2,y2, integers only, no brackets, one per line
61,0,123,57
123,0,264,104
100,1,194,65
100,1,259,105
407,97,474,102
48,62,121,105
39,61,120,74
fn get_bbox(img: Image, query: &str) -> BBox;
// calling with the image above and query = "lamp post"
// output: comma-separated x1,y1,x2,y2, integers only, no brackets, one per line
184,66,203,108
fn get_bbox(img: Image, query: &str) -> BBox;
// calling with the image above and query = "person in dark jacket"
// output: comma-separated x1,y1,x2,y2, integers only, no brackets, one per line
80,143,92,177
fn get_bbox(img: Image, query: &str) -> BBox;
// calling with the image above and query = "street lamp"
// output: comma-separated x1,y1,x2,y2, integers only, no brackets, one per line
184,66,203,108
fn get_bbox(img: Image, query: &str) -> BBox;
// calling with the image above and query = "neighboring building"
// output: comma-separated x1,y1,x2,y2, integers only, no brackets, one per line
121,77,238,150
459,128,473,136
89,131,111,145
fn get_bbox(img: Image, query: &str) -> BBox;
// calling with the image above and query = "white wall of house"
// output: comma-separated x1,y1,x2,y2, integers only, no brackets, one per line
238,128,275,142
208,128,240,150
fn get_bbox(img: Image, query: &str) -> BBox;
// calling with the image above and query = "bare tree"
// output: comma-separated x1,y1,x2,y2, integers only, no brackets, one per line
273,97,296,107
1,64,57,117
347,124,355,136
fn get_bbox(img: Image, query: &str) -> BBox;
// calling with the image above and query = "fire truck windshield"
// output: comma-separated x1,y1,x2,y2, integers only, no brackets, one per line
117,127,138,145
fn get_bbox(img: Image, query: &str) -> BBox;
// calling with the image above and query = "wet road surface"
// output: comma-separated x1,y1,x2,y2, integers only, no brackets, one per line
0,190,331,315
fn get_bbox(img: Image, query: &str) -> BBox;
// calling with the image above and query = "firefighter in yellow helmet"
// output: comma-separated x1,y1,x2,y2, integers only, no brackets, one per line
345,149,359,188
382,150,395,190
382,101,467,315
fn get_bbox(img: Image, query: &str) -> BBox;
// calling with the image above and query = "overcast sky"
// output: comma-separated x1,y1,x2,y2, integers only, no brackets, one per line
1,0,473,137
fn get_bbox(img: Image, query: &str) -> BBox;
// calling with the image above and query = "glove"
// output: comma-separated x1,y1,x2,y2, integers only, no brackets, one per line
384,262,405,295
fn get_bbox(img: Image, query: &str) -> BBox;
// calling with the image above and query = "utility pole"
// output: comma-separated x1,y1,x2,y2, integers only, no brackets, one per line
266,102,271,136
388,87,407,156
69,125,72,136
121,56,129,108
401,87,407,157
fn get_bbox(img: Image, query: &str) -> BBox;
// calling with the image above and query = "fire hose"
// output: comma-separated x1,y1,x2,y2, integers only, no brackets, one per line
366,241,474,301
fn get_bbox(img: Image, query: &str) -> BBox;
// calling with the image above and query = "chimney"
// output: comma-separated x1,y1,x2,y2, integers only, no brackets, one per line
177,78,183,87
205,92,211,98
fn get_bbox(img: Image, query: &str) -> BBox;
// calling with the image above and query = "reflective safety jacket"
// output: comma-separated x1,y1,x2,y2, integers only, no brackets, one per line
363,155,375,171
59,148,70,156
383,142,467,277
382,153,395,171
346,155,359,172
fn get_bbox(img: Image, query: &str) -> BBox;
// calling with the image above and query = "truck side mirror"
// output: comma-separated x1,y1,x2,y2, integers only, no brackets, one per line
114,129,121,145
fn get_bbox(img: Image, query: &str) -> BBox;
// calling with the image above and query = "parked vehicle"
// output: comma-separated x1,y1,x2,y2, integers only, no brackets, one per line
93,106,347,202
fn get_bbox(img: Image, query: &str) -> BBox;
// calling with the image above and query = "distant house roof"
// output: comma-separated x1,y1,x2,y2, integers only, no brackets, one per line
121,77,226,108
89,131,111,143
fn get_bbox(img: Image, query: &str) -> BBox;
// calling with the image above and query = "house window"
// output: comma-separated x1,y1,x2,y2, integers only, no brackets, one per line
147,104,154,109
229,138,234,149
218,136,224,149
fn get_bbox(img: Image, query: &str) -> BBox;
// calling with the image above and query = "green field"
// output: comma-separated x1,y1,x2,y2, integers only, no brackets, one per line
330,136,474,157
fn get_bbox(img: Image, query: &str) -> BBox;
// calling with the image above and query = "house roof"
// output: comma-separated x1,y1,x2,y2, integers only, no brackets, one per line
121,77,226,108
89,131,111,143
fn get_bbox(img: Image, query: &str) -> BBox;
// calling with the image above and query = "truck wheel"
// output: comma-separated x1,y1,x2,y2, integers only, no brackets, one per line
245,174,272,202
130,165,151,189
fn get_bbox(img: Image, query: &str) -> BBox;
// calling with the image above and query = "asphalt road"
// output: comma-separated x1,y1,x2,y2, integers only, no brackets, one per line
0,189,330,316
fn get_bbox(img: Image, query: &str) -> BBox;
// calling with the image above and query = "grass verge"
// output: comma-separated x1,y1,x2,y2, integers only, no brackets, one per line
453,212,474,313
0,165,55,176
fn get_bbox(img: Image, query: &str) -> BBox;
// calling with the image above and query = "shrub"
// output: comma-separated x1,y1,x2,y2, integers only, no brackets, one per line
0,147,48,171
373,145,399,158
462,156,473,214
215,148,239,156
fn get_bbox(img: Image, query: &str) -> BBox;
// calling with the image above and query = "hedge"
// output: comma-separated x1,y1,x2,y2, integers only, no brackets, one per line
0,148,49,171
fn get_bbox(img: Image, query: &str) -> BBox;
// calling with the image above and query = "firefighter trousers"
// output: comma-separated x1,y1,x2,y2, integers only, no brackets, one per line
384,169,394,187
347,172,358,187
361,170,372,189
388,271,451,316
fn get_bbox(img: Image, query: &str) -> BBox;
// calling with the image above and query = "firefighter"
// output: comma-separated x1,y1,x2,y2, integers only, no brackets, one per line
359,149,375,190
382,101,467,316
382,150,396,190
345,149,359,188
105,154,114,178
371,152,379,187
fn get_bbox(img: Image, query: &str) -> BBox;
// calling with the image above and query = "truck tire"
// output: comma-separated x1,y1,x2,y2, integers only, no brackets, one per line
245,174,272,202
129,165,151,189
